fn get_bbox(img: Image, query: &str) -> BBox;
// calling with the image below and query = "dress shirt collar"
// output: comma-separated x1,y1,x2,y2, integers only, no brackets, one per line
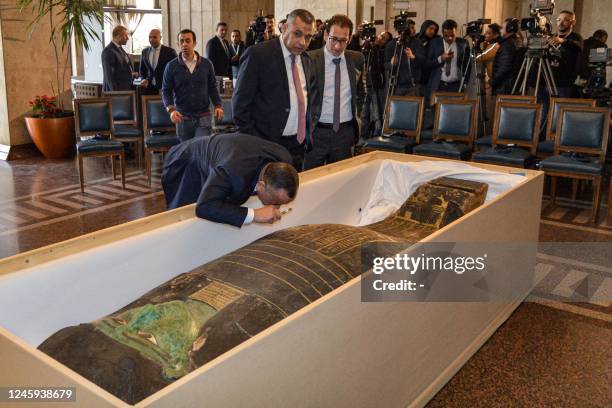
323,45,345,63
279,38,295,61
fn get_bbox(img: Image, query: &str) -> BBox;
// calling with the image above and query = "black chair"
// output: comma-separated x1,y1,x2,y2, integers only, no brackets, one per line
413,99,478,160
422,92,467,141
472,102,542,168
537,97,596,158
539,106,610,224
103,91,143,169
142,95,180,185
212,97,236,132
474,94,536,151
74,98,125,193
361,96,424,153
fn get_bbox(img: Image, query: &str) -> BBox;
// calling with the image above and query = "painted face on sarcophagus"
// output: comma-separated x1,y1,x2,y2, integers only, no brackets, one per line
38,177,488,404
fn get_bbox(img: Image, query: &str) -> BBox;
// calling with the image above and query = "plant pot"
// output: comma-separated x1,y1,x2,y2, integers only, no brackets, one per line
25,114,76,159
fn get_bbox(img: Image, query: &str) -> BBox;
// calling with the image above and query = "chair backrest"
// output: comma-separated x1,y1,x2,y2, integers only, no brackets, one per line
73,98,114,139
142,95,174,135
431,92,466,107
213,97,234,127
383,95,424,141
433,99,478,146
546,97,596,140
492,102,542,155
555,106,610,161
103,91,136,124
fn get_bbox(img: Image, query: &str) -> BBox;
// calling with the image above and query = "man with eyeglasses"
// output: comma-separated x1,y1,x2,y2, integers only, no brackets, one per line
233,9,316,171
304,14,365,170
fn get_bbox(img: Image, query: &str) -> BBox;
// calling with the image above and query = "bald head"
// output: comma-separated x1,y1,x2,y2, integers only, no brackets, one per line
149,29,162,48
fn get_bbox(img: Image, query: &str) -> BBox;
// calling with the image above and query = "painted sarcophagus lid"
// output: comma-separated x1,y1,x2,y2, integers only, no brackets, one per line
38,177,488,404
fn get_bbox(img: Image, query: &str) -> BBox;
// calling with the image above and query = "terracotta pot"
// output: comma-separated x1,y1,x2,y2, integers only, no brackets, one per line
25,114,76,159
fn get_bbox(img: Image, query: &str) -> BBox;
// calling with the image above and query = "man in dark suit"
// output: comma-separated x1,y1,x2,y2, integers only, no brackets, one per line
206,22,232,78
101,25,135,92
228,29,246,81
425,19,470,104
233,9,316,171
304,14,365,170
139,29,177,95
161,133,299,227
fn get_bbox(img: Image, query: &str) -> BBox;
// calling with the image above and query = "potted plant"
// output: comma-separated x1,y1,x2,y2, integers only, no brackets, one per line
18,0,104,159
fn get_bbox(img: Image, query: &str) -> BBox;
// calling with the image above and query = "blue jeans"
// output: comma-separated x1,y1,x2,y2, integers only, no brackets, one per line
176,115,212,142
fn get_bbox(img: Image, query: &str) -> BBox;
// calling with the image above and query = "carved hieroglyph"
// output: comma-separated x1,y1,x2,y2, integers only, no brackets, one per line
39,177,488,404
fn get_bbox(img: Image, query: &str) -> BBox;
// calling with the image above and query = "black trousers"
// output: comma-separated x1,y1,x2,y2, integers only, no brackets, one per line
303,124,354,171
278,136,305,172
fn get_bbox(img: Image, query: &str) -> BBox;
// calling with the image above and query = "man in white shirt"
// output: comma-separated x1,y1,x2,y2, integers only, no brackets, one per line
303,14,365,170
139,29,177,95
232,9,316,171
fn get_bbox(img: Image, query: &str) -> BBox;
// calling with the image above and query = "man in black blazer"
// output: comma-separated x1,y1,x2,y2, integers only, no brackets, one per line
161,133,298,227
425,20,470,104
233,9,316,171
101,25,135,92
206,22,232,78
139,29,177,95
304,14,365,170
228,29,246,81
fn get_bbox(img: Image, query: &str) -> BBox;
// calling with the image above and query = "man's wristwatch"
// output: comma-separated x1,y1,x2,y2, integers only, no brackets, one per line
166,106,176,114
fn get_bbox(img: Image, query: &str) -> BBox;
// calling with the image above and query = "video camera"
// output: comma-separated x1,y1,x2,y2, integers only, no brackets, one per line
465,19,492,46
249,10,271,44
584,47,612,99
393,11,417,34
520,0,554,36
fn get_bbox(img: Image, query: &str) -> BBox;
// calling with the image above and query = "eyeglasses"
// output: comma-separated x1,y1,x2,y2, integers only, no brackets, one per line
328,36,349,45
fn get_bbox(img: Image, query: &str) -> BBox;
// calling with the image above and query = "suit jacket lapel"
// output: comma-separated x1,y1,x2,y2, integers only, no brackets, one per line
346,52,357,103
274,39,290,105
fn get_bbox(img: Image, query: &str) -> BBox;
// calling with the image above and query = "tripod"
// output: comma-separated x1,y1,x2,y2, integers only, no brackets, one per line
459,39,488,138
512,46,558,97
382,33,416,132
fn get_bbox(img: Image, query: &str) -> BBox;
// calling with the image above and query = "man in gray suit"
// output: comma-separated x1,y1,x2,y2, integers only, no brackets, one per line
304,14,365,170
101,25,135,92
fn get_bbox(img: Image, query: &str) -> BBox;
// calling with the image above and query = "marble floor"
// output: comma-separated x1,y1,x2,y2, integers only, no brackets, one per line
0,150,610,406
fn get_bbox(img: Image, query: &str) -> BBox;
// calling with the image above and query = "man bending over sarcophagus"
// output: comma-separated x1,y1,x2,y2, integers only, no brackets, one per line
162,133,299,227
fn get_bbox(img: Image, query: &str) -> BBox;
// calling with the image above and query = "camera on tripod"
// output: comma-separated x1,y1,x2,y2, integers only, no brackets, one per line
361,21,379,41
520,0,557,54
249,10,271,44
393,11,417,34
465,19,492,46
584,48,612,98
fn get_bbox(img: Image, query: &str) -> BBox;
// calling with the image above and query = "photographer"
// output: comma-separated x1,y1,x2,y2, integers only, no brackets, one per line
490,18,523,95
547,10,583,97
361,31,393,138
385,19,425,96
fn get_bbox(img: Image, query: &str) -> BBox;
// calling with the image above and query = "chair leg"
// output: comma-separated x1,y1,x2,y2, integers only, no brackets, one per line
607,176,612,226
119,152,126,190
111,155,116,180
137,139,143,170
591,176,601,225
549,176,557,206
78,154,84,193
147,150,152,186
571,179,579,201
